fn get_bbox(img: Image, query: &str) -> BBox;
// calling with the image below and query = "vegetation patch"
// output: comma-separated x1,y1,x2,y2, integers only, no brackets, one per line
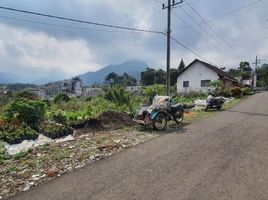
0,127,38,145
40,122,73,139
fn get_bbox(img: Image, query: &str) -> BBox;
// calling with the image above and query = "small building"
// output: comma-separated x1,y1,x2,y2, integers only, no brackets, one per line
25,77,84,99
177,59,238,94
83,87,104,97
125,86,142,93
0,86,12,96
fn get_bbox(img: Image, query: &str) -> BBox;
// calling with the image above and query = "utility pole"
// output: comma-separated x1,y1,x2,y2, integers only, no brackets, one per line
162,0,183,96
252,55,261,88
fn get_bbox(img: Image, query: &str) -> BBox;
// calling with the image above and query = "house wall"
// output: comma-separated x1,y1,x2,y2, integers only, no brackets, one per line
177,62,219,93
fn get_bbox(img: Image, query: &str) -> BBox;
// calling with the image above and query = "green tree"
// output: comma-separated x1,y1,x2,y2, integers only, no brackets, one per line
141,68,166,86
228,68,241,78
155,69,166,84
178,58,185,72
121,73,137,87
105,72,118,85
256,63,268,87
239,61,252,80
141,68,157,86
170,68,180,86
105,72,137,87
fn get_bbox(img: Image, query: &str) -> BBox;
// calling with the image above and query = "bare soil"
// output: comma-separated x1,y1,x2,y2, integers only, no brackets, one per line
70,111,133,132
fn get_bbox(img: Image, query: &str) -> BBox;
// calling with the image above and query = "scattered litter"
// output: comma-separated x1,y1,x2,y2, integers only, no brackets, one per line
194,99,207,107
55,135,75,143
4,135,52,155
4,134,74,155
22,182,34,192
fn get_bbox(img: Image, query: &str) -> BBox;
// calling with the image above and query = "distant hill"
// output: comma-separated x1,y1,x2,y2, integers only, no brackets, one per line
79,60,148,85
0,72,18,84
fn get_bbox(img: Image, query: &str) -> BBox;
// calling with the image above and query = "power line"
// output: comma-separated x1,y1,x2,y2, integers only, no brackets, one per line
184,0,247,61
152,0,204,6
0,15,145,34
178,5,240,61
174,0,263,29
0,6,163,34
0,12,211,68
170,35,209,63
172,10,209,42
205,0,263,24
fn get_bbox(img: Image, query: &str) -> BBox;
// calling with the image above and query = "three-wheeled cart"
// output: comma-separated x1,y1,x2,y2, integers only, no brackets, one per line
133,96,184,130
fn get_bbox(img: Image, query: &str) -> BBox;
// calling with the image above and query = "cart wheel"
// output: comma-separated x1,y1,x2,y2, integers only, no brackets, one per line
153,112,167,130
174,109,184,124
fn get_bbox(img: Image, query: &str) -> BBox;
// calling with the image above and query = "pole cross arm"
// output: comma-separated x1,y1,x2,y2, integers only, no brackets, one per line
163,0,183,9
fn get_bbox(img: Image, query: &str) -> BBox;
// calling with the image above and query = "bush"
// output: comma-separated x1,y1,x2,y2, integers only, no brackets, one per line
230,87,242,97
241,87,252,96
54,93,70,104
0,126,38,144
183,91,206,99
50,111,67,124
14,90,39,100
142,84,165,98
4,99,46,130
219,89,231,97
40,122,73,139
105,86,132,112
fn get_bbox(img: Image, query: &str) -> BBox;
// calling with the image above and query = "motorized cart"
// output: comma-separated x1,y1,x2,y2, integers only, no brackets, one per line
133,96,185,130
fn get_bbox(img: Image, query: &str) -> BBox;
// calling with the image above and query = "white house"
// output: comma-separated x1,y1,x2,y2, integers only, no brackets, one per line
177,59,238,94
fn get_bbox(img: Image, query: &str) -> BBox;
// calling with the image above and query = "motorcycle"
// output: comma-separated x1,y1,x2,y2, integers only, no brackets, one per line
133,96,185,130
205,95,226,111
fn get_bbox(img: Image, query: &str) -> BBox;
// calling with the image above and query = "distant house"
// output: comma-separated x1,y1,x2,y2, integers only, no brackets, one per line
0,86,12,96
84,87,104,97
25,77,84,99
177,59,239,94
125,86,142,93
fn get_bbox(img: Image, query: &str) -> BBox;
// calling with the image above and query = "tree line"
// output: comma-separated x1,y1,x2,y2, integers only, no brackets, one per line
227,61,268,87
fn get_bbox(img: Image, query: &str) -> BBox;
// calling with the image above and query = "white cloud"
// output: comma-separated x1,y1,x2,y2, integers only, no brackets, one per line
0,23,100,79
0,0,267,83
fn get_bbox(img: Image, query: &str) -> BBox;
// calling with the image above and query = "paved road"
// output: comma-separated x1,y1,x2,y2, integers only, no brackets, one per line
10,93,268,200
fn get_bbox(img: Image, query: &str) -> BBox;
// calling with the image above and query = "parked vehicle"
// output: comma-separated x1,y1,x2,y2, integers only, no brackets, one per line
205,95,226,111
133,96,185,130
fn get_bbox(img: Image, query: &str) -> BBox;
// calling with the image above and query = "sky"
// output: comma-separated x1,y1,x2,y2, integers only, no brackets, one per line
0,0,267,82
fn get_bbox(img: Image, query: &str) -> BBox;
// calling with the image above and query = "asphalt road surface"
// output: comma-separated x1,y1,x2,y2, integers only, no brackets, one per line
10,92,268,200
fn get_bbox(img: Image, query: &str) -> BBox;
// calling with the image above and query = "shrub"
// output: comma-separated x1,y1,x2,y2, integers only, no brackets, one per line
241,87,252,96
14,90,39,100
142,84,165,98
105,86,132,112
230,87,242,97
4,99,46,130
54,93,70,104
209,80,223,88
50,111,67,124
42,99,51,107
183,91,206,99
40,122,73,139
0,126,38,144
219,89,231,97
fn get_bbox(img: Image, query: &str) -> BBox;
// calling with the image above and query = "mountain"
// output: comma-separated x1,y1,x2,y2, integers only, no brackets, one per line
0,72,18,84
79,60,148,85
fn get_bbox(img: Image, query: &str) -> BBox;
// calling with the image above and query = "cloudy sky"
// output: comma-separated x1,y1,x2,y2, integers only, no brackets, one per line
0,0,267,82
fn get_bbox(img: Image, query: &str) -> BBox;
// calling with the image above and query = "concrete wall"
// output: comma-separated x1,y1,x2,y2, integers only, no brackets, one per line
177,62,219,93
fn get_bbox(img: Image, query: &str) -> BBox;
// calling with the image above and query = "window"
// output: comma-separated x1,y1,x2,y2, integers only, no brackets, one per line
201,80,211,87
183,81,189,88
